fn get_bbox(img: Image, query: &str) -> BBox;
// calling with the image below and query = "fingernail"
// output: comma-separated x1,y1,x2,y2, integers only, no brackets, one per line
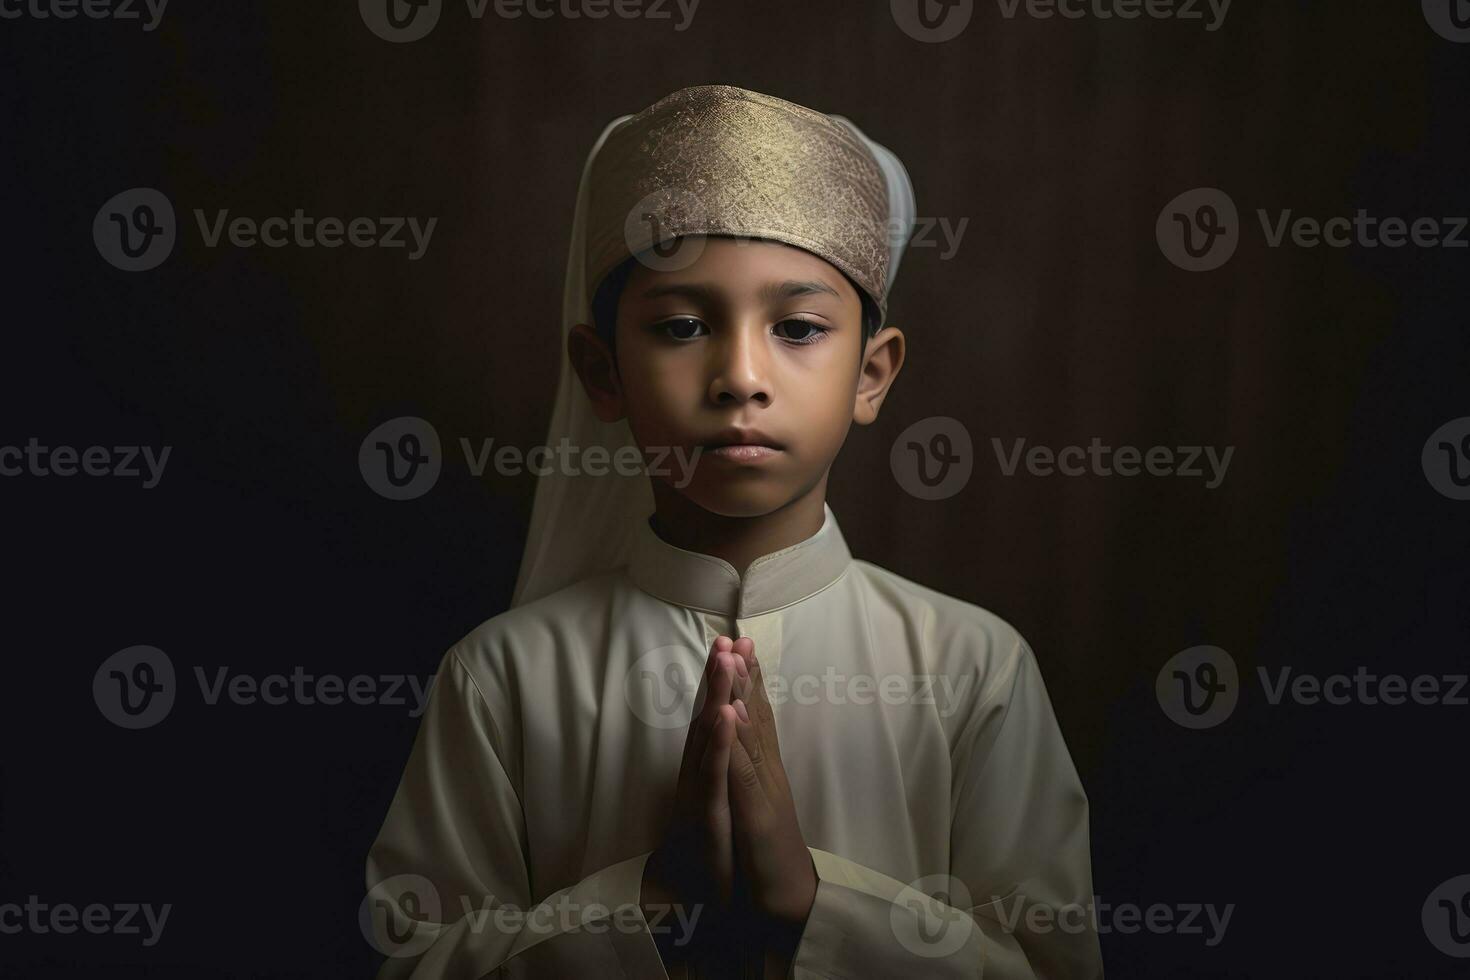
734,699,749,722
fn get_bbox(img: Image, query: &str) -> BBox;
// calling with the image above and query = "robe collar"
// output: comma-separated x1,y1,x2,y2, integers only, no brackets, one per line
628,502,853,619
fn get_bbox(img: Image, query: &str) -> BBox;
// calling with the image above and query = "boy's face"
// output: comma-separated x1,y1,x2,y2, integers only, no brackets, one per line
569,237,905,518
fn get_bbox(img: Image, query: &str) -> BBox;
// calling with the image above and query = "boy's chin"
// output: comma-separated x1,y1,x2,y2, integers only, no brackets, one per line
667,481,802,520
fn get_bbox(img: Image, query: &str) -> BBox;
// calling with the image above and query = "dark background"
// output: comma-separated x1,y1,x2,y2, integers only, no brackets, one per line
3,0,1468,975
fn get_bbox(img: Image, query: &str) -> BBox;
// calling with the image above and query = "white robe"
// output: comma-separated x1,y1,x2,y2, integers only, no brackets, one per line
365,503,1104,978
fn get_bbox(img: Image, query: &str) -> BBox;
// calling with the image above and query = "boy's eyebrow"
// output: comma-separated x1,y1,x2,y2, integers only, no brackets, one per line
759,279,842,302
638,279,843,303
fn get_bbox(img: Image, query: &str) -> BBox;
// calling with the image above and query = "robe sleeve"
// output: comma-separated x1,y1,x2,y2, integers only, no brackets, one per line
789,639,1104,979
364,648,673,980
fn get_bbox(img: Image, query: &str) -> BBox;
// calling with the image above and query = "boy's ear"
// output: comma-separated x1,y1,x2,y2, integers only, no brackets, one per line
567,323,627,423
853,324,906,426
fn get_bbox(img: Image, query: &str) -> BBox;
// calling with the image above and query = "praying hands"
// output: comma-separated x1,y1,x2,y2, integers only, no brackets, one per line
641,635,819,970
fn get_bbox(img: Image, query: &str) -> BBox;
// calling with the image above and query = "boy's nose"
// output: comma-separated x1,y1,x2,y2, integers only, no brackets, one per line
707,325,772,406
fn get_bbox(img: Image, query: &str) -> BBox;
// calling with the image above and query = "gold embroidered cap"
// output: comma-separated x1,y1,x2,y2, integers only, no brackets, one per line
585,85,894,317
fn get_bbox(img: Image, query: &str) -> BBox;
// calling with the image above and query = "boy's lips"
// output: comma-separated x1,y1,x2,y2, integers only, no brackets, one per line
700,427,784,463
701,427,784,450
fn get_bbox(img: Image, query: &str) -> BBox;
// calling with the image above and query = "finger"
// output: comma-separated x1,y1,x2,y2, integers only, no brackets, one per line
679,639,736,780
700,705,735,817
739,660,793,809
733,703,781,802
727,720,771,834
682,651,737,798
743,654,784,763
700,706,737,905
730,643,750,701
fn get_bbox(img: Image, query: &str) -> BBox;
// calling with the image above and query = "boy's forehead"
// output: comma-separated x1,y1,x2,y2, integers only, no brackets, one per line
625,237,859,302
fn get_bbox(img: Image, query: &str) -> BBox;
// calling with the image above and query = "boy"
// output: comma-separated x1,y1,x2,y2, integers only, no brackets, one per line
365,85,1103,978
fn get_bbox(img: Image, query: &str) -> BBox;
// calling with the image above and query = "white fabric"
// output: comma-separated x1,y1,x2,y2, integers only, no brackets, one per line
367,505,1104,978
509,111,919,609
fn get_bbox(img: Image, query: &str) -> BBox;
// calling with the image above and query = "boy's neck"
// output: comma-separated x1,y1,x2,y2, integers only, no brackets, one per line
647,480,829,580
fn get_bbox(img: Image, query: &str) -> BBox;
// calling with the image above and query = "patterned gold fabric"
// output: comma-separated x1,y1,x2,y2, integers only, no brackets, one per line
584,85,894,315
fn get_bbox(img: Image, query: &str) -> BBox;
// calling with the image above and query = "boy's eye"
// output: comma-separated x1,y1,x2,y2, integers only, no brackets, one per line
773,318,830,345
654,317,709,341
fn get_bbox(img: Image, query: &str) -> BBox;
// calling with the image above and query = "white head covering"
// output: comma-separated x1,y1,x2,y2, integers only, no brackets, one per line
510,105,917,609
